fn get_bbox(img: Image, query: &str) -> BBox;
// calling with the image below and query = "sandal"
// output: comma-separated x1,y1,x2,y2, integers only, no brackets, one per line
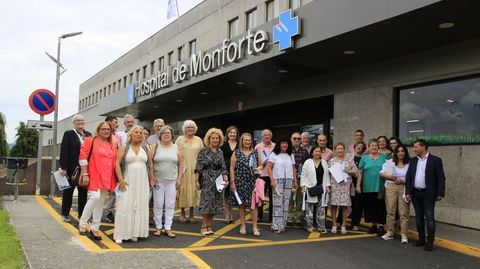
189,216,197,223
153,229,163,236
306,227,314,233
253,228,261,237
239,226,246,235
179,215,187,223
206,226,214,235
165,230,176,238
200,226,209,236
79,226,87,236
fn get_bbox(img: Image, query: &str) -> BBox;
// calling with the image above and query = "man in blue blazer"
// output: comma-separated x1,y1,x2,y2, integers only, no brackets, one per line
405,139,446,251
59,115,92,222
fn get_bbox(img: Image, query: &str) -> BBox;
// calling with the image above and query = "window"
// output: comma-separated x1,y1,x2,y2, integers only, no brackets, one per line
117,79,121,90
142,65,147,79
228,17,239,38
150,61,155,75
168,51,174,66
129,73,133,84
178,46,184,61
246,8,258,30
112,82,116,93
123,76,127,88
398,75,480,145
136,69,140,82
108,85,111,95
266,0,280,21
88,96,91,106
95,92,98,103
79,100,81,110
289,0,301,9
99,89,102,99
159,57,165,71
189,39,197,55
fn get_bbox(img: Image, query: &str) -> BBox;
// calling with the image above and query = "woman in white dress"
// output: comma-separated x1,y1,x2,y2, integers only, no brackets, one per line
113,126,150,244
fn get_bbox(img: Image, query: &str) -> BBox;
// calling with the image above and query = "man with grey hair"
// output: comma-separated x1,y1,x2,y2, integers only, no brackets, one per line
288,132,309,227
118,114,135,145
146,118,165,145
301,131,312,153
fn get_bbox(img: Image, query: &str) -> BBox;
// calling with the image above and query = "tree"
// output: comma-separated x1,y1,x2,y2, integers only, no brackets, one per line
10,121,38,157
0,112,7,157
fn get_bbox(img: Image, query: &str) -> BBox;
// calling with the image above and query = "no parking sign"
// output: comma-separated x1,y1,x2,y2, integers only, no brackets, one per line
28,89,55,115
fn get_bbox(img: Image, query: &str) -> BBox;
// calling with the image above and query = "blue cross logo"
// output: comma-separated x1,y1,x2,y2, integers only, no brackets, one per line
127,84,135,104
273,9,300,51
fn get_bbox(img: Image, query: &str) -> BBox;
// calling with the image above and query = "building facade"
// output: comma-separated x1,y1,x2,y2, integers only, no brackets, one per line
47,0,480,229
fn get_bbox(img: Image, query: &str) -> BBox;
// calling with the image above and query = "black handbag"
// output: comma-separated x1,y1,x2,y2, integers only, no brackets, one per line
307,185,324,197
71,139,94,188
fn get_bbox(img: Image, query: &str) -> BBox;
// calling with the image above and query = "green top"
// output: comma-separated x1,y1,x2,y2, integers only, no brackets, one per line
358,154,387,193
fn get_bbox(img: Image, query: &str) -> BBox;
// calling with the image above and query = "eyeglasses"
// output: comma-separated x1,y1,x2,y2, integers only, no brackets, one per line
100,128,111,131
293,138,301,140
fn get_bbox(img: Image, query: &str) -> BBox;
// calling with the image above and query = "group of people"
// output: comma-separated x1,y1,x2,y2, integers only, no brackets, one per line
59,116,445,251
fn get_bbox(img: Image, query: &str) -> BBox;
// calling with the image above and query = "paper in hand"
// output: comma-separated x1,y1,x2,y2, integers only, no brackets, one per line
215,174,225,192
52,170,70,191
234,190,243,205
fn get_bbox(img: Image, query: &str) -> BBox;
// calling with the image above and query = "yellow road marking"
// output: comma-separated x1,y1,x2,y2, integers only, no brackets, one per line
181,250,212,269
220,236,270,243
186,233,375,252
406,230,480,258
308,232,321,239
188,222,239,247
35,195,106,253
51,196,122,250
104,228,114,236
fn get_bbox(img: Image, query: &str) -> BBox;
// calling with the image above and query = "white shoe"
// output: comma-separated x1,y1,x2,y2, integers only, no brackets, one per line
341,226,347,235
115,239,122,244
352,226,359,231
381,232,394,240
131,237,138,242
331,226,337,234
401,235,408,244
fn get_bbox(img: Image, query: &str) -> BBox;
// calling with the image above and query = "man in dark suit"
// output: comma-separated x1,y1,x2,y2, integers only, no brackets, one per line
405,139,446,251
59,114,92,222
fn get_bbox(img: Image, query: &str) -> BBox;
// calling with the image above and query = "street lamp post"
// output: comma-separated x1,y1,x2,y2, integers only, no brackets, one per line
50,31,82,197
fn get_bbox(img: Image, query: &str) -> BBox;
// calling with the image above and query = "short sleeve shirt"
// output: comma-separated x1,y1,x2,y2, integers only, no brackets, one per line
358,154,387,193
268,152,295,179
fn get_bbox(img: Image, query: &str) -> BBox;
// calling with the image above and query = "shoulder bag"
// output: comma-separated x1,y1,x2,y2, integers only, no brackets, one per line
71,138,94,188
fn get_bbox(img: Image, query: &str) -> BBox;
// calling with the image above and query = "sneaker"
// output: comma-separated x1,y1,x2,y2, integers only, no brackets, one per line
351,226,359,231
115,239,122,244
62,215,71,223
377,226,385,237
105,213,114,223
130,237,138,242
331,226,337,234
401,235,408,244
340,226,347,235
381,232,394,240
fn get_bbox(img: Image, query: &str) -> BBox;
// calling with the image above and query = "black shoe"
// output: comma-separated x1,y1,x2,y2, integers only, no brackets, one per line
412,240,426,247
424,241,434,251
105,213,114,223
90,230,102,241
377,226,385,237
367,226,379,234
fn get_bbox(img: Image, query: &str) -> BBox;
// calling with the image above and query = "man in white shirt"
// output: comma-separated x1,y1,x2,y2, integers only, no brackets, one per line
255,129,276,222
405,139,446,251
118,114,136,145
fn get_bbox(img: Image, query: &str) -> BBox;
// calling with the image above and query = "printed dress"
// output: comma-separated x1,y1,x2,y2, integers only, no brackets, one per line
328,157,358,206
230,149,257,207
195,147,227,215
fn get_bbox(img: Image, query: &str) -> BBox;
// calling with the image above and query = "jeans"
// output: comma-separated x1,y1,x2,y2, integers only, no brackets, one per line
412,189,436,242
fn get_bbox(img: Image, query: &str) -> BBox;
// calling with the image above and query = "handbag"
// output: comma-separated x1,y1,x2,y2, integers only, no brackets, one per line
377,185,386,200
71,138,94,188
307,185,324,197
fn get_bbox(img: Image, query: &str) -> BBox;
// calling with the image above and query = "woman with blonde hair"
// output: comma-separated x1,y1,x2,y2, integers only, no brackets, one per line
78,121,117,240
175,120,203,223
195,128,229,236
230,132,263,236
113,126,150,244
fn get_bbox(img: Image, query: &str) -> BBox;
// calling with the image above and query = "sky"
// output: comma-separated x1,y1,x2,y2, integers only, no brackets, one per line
0,0,203,143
